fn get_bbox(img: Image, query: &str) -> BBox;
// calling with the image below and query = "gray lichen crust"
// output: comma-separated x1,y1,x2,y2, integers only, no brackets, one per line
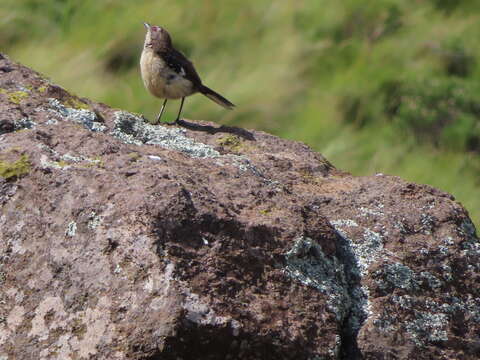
331,219,384,276
283,237,351,320
283,237,370,355
111,111,220,158
110,111,267,179
48,98,106,132
14,118,36,131
2,54,480,359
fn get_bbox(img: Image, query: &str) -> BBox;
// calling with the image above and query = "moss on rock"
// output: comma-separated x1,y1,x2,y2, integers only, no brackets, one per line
0,88,30,104
37,85,48,93
217,135,243,153
0,154,31,180
64,97,90,110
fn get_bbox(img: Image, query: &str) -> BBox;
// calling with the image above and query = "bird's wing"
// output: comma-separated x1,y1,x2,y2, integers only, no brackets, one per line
158,48,202,87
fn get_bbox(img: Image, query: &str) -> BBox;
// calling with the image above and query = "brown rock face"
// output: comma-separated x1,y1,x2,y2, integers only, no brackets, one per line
0,54,479,360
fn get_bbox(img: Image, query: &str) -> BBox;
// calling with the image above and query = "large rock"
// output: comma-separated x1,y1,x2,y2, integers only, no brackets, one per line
0,54,479,359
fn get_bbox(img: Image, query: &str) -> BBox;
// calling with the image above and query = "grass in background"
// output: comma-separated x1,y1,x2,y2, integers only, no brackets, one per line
1,0,479,226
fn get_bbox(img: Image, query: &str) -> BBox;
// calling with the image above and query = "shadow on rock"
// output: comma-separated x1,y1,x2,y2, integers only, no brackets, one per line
177,119,256,141
143,319,316,360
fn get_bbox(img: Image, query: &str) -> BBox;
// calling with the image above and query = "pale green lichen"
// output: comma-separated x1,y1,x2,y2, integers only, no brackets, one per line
0,154,31,180
217,135,243,152
87,212,102,230
61,153,103,168
406,311,449,346
375,263,418,292
284,237,351,321
14,118,36,131
9,91,29,104
331,219,384,276
112,111,221,158
0,88,29,104
44,157,103,170
66,221,77,237
389,294,480,347
128,152,142,162
57,160,71,168
48,98,105,132
89,156,104,168
64,97,90,110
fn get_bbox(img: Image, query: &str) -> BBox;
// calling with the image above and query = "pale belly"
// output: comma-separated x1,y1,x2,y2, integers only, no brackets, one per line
140,50,196,100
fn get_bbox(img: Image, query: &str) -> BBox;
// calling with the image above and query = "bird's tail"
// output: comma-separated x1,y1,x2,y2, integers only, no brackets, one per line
199,85,235,110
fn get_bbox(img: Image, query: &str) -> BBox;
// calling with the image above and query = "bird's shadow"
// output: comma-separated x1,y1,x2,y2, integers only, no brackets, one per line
176,119,256,141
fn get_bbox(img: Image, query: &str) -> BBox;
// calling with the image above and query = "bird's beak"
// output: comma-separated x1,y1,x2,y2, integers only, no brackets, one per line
143,22,150,30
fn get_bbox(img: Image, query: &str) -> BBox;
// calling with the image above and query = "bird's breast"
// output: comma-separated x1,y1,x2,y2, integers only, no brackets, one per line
140,49,196,99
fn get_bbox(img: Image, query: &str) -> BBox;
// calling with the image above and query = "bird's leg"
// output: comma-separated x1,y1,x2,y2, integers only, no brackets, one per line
155,98,168,124
164,97,185,125
175,97,185,122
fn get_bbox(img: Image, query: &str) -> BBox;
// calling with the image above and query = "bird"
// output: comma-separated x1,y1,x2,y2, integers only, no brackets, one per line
140,23,235,125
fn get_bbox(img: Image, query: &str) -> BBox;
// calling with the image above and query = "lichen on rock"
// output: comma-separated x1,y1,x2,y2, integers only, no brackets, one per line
48,98,106,132
1,54,479,360
0,88,29,104
284,237,350,320
111,111,221,158
0,154,31,180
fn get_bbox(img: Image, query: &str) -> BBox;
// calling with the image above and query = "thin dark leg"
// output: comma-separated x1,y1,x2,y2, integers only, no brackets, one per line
165,97,185,125
155,98,168,124
176,97,185,122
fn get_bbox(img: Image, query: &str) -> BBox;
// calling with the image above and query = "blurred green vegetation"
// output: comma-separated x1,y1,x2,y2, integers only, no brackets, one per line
1,0,479,226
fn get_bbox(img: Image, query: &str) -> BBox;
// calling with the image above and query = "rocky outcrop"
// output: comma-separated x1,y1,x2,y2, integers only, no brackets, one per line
0,54,479,359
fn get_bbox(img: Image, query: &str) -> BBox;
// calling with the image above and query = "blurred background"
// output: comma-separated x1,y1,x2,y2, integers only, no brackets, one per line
1,0,479,226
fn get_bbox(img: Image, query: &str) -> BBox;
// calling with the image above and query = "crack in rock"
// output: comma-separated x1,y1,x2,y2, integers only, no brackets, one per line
283,237,367,358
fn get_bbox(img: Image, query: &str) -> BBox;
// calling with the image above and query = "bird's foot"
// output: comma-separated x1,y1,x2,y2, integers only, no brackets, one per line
164,118,183,126
163,118,179,126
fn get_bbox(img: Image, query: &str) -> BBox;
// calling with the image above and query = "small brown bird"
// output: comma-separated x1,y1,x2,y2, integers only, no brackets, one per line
140,23,235,125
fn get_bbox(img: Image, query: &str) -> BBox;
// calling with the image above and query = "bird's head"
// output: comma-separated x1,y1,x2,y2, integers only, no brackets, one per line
143,23,172,50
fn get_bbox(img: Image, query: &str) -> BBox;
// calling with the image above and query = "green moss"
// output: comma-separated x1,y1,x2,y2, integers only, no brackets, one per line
56,160,70,168
92,156,104,168
75,157,104,169
64,97,90,110
128,152,141,162
77,156,105,169
217,135,243,153
0,88,30,104
0,154,31,180
7,91,29,104
0,89,26,103
38,85,48,93
259,208,272,216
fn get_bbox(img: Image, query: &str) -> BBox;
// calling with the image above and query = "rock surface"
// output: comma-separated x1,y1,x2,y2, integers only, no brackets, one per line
0,54,479,360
